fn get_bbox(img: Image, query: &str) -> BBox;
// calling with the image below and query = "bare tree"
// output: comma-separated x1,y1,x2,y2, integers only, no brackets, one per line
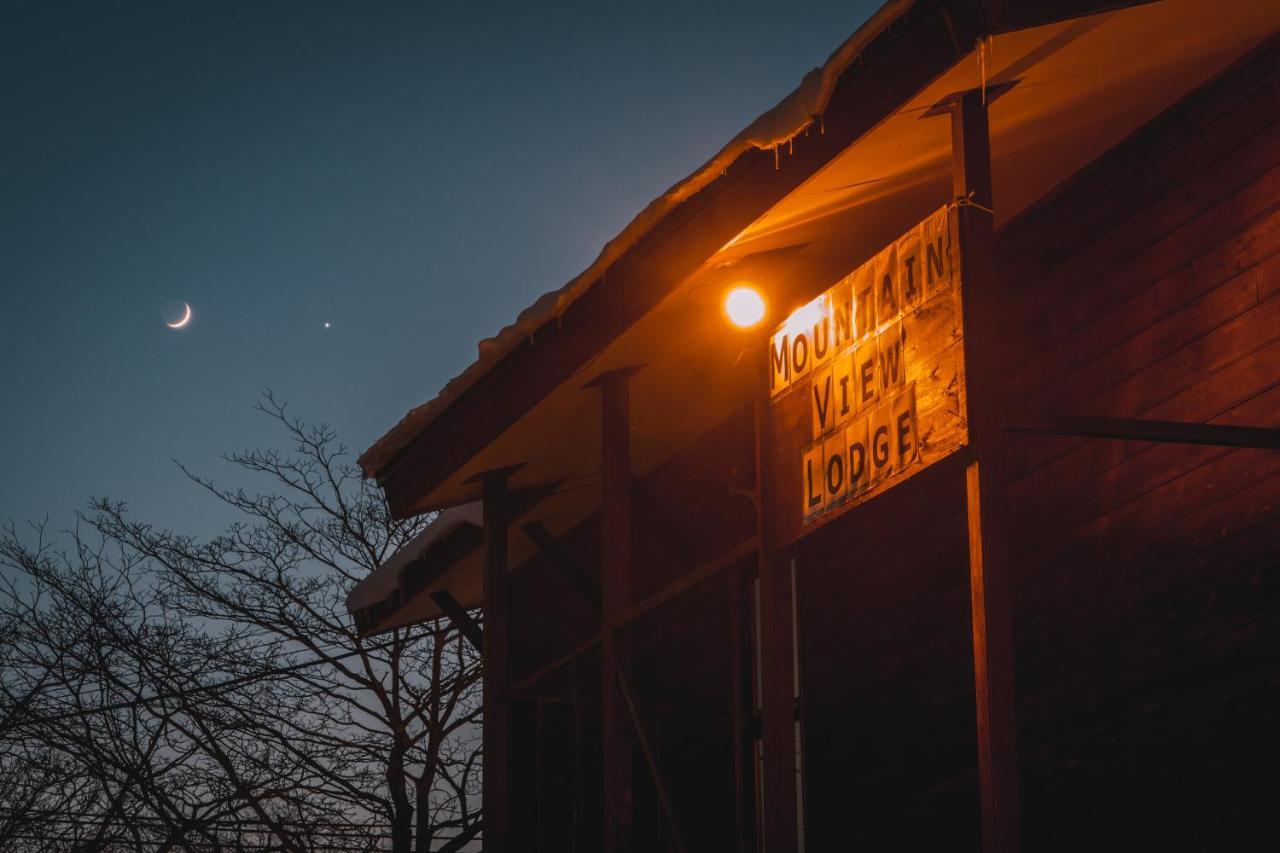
0,520,347,852
88,394,484,852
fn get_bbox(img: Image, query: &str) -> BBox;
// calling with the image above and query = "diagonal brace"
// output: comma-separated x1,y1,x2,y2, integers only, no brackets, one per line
1006,413,1280,450
430,590,484,653
522,521,601,613
615,662,689,853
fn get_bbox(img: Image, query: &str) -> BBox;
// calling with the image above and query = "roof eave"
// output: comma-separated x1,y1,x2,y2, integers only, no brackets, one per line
365,0,1158,518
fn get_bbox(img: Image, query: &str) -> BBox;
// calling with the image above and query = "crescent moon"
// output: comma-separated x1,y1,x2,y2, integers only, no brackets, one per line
166,303,192,329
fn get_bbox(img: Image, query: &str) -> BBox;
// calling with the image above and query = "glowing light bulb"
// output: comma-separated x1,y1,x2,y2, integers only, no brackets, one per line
724,285,766,328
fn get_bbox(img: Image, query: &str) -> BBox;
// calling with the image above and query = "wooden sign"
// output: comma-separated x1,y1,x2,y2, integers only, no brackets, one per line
767,206,968,527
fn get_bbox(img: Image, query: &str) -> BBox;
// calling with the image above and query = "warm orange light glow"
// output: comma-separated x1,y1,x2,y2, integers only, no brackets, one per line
725,285,766,328
783,293,828,338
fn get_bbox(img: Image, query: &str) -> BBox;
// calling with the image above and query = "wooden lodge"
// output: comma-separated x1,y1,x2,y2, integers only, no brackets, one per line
349,1,1280,849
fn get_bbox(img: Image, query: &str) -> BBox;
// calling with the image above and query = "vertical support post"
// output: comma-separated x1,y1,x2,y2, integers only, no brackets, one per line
535,696,544,853
737,563,752,850
754,349,799,853
588,367,639,853
477,466,516,853
951,89,1021,853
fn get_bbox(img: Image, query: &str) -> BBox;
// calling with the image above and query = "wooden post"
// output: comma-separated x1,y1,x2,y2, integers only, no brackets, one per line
951,89,1021,853
535,696,544,853
754,348,799,853
476,466,517,853
587,367,640,853
729,566,754,853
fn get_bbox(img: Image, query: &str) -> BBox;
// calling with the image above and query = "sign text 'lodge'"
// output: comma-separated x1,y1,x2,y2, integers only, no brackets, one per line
768,206,969,524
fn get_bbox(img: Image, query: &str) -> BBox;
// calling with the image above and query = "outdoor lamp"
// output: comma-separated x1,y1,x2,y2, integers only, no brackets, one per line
724,284,766,328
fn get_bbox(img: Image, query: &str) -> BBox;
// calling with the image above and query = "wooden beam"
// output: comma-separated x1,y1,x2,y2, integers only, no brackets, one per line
613,536,757,629
952,89,1021,853
475,466,517,853
508,535,758,697
1005,413,1280,449
987,0,1159,33
758,549,797,852
587,367,640,853
755,345,798,853
521,521,601,613
429,590,483,654
508,636,600,697
729,565,754,853
508,479,567,517
629,475,698,568
616,663,689,853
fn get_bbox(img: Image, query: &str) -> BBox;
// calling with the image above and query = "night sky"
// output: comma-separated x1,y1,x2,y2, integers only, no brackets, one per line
1,1,877,537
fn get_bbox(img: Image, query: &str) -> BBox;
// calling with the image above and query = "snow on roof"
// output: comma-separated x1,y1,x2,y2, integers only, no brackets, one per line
358,0,915,481
345,501,482,612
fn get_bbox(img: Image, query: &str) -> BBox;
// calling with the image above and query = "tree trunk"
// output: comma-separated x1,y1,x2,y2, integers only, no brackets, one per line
414,762,437,853
389,735,414,853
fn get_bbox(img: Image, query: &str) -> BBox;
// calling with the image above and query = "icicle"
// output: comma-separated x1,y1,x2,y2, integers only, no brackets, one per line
788,137,794,156
774,145,780,170
977,35,993,104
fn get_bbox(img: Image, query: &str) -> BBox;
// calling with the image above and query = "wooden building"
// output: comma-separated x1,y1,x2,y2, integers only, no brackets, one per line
349,1,1280,849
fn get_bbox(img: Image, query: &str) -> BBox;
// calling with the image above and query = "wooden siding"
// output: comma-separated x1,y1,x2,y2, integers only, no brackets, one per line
798,36,1280,851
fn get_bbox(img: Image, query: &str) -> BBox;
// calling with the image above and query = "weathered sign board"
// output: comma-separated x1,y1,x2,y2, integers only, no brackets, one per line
766,206,968,531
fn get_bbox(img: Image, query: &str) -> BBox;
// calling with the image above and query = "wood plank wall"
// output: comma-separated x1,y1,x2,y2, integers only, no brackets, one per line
998,33,1280,853
797,35,1280,851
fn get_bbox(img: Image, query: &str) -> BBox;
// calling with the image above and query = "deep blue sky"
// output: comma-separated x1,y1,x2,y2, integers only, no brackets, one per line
1,1,878,535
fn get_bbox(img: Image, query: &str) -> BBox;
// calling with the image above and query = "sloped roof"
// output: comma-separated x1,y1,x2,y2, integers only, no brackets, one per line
357,0,916,479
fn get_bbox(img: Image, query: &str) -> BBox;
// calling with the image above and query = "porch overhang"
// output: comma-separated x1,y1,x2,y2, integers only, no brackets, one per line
351,0,1280,631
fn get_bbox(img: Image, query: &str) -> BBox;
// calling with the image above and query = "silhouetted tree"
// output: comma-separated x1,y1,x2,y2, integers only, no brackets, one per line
0,520,346,852
0,395,482,852
91,394,483,852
